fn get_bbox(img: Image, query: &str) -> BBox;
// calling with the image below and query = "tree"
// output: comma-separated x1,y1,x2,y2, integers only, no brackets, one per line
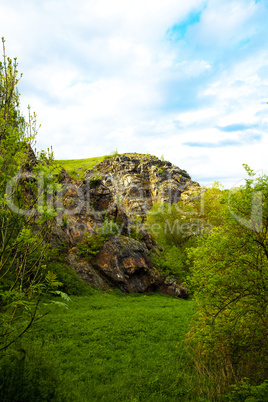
186,166,268,396
0,37,61,354
145,184,226,281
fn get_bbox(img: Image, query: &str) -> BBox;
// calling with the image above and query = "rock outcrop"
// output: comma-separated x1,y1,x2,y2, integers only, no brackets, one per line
65,237,189,299
85,153,199,220
51,153,199,298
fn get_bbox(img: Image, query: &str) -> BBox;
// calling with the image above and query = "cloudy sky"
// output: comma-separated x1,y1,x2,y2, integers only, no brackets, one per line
1,0,268,187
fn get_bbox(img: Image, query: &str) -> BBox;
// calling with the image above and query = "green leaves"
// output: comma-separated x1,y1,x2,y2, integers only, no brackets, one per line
0,39,61,355
77,233,107,259
45,271,63,290
187,167,268,391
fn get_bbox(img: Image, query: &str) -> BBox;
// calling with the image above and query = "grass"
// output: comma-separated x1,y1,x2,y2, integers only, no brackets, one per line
54,156,109,180
54,153,159,180
13,290,198,401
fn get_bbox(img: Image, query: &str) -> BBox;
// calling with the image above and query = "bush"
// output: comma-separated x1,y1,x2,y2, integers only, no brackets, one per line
0,341,79,402
48,262,90,295
102,218,119,236
151,245,188,281
186,167,268,396
77,218,119,261
77,233,107,259
110,149,118,157
145,202,200,282
224,379,268,402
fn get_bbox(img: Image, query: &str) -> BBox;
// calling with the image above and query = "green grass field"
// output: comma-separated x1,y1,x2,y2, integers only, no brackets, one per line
8,290,198,401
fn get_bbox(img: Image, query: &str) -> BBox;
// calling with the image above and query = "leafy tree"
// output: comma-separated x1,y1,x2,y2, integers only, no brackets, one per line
0,37,61,354
186,166,268,396
145,184,225,281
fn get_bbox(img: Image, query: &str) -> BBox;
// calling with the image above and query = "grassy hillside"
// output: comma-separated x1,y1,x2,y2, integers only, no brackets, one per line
54,152,158,180
54,155,109,180
2,290,197,401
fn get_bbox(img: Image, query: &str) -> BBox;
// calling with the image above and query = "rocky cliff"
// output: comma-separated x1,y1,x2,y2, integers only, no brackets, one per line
85,153,199,219
52,153,199,298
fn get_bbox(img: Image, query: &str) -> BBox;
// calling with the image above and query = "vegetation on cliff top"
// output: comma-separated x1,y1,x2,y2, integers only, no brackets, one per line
54,155,108,179
55,152,159,180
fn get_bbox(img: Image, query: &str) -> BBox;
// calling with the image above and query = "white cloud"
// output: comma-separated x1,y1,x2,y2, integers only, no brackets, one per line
188,0,261,48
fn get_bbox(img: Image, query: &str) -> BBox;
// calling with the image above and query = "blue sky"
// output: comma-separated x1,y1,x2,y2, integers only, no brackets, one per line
1,0,268,187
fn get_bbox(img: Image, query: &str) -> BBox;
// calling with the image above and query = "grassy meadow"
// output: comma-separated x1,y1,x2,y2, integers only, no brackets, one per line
1,290,199,402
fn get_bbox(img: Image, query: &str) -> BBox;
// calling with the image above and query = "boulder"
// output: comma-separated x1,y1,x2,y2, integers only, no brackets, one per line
90,236,160,293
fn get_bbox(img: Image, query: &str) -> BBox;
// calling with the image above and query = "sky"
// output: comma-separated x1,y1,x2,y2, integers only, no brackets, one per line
1,0,268,188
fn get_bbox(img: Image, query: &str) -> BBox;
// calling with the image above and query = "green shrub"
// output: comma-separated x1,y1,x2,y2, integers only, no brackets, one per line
102,218,119,236
224,379,268,401
0,341,79,402
77,233,107,259
129,225,143,242
48,262,90,295
77,219,120,260
187,167,268,396
110,149,118,157
50,240,69,262
151,246,188,281
69,169,80,179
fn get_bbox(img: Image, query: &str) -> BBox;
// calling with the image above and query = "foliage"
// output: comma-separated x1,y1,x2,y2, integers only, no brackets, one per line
102,217,119,236
77,233,108,259
0,339,79,402
151,246,187,280
146,202,200,281
224,379,268,402
47,262,91,295
77,217,120,259
110,148,119,157
200,181,228,227
49,239,69,261
129,215,144,242
0,38,61,354
186,167,268,397
145,185,227,282
146,202,198,248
